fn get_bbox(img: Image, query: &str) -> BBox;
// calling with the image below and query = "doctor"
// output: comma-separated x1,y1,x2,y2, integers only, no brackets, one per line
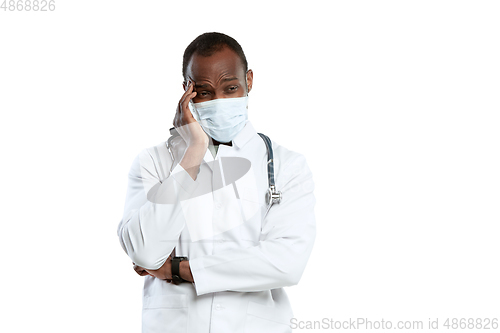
117,32,316,333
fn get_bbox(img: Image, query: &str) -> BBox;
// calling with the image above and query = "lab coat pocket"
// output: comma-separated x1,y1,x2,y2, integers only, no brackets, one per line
245,301,292,333
237,185,261,222
237,185,260,203
142,294,188,333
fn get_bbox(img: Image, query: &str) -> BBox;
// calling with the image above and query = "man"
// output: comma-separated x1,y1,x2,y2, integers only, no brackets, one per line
117,32,316,333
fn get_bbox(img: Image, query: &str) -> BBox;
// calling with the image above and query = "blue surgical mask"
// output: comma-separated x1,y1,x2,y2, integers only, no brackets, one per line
189,96,249,143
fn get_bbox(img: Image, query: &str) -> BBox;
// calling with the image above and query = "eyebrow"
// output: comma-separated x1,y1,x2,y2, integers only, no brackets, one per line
194,77,239,89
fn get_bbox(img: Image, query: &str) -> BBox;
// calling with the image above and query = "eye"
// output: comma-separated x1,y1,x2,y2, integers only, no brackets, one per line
227,85,239,92
199,91,210,97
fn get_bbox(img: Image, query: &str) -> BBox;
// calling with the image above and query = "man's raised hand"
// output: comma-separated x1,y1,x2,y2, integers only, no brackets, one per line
173,80,208,148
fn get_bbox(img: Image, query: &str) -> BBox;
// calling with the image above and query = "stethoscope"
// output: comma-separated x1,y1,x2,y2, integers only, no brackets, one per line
165,127,282,216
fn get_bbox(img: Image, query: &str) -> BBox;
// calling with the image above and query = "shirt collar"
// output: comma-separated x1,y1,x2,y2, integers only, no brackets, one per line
231,120,257,149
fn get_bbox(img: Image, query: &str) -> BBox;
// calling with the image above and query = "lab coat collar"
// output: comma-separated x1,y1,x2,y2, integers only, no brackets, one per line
231,120,256,150
201,120,256,171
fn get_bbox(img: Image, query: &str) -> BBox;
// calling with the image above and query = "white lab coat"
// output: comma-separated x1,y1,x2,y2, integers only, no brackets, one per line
117,120,316,333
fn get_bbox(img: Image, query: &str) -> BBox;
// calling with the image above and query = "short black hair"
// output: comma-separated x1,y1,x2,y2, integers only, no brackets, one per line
182,32,248,81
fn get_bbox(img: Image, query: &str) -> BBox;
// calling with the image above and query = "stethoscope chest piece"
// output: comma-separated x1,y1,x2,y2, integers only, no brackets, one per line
266,185,282,206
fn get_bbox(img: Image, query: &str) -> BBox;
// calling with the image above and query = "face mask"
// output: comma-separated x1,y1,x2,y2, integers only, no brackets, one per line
189,96,249,143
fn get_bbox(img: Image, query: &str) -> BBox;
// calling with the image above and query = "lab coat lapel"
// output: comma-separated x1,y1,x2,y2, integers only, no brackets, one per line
202,147,214,172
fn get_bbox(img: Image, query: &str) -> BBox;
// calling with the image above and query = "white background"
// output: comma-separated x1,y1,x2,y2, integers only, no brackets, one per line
1,1,499,332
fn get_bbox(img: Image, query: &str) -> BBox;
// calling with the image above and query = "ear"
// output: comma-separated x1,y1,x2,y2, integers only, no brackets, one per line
246,69,254,94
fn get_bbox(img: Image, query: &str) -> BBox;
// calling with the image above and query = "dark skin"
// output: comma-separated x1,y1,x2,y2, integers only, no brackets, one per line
133,46,254,283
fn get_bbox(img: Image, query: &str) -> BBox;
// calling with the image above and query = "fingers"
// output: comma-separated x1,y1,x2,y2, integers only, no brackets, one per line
133,264,152,277
179,80,195,113
133,264,172,281
175,80,197,127
180,82,197,120
174,80,193,125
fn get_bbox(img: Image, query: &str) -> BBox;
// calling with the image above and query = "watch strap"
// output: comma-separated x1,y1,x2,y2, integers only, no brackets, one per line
171,256,188,285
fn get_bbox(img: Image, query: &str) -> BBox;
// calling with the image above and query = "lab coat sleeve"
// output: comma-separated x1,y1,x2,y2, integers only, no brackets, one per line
189,153,316,295
117,148,199,270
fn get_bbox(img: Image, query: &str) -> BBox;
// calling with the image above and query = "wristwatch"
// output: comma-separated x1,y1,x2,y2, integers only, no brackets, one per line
171,256,189,285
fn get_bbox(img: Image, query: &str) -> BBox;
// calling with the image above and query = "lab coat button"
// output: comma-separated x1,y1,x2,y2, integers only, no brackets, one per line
215,202,222,209
215,303,222,310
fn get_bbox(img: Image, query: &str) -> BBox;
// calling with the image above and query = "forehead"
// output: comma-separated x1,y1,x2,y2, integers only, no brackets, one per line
186,47,245,80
